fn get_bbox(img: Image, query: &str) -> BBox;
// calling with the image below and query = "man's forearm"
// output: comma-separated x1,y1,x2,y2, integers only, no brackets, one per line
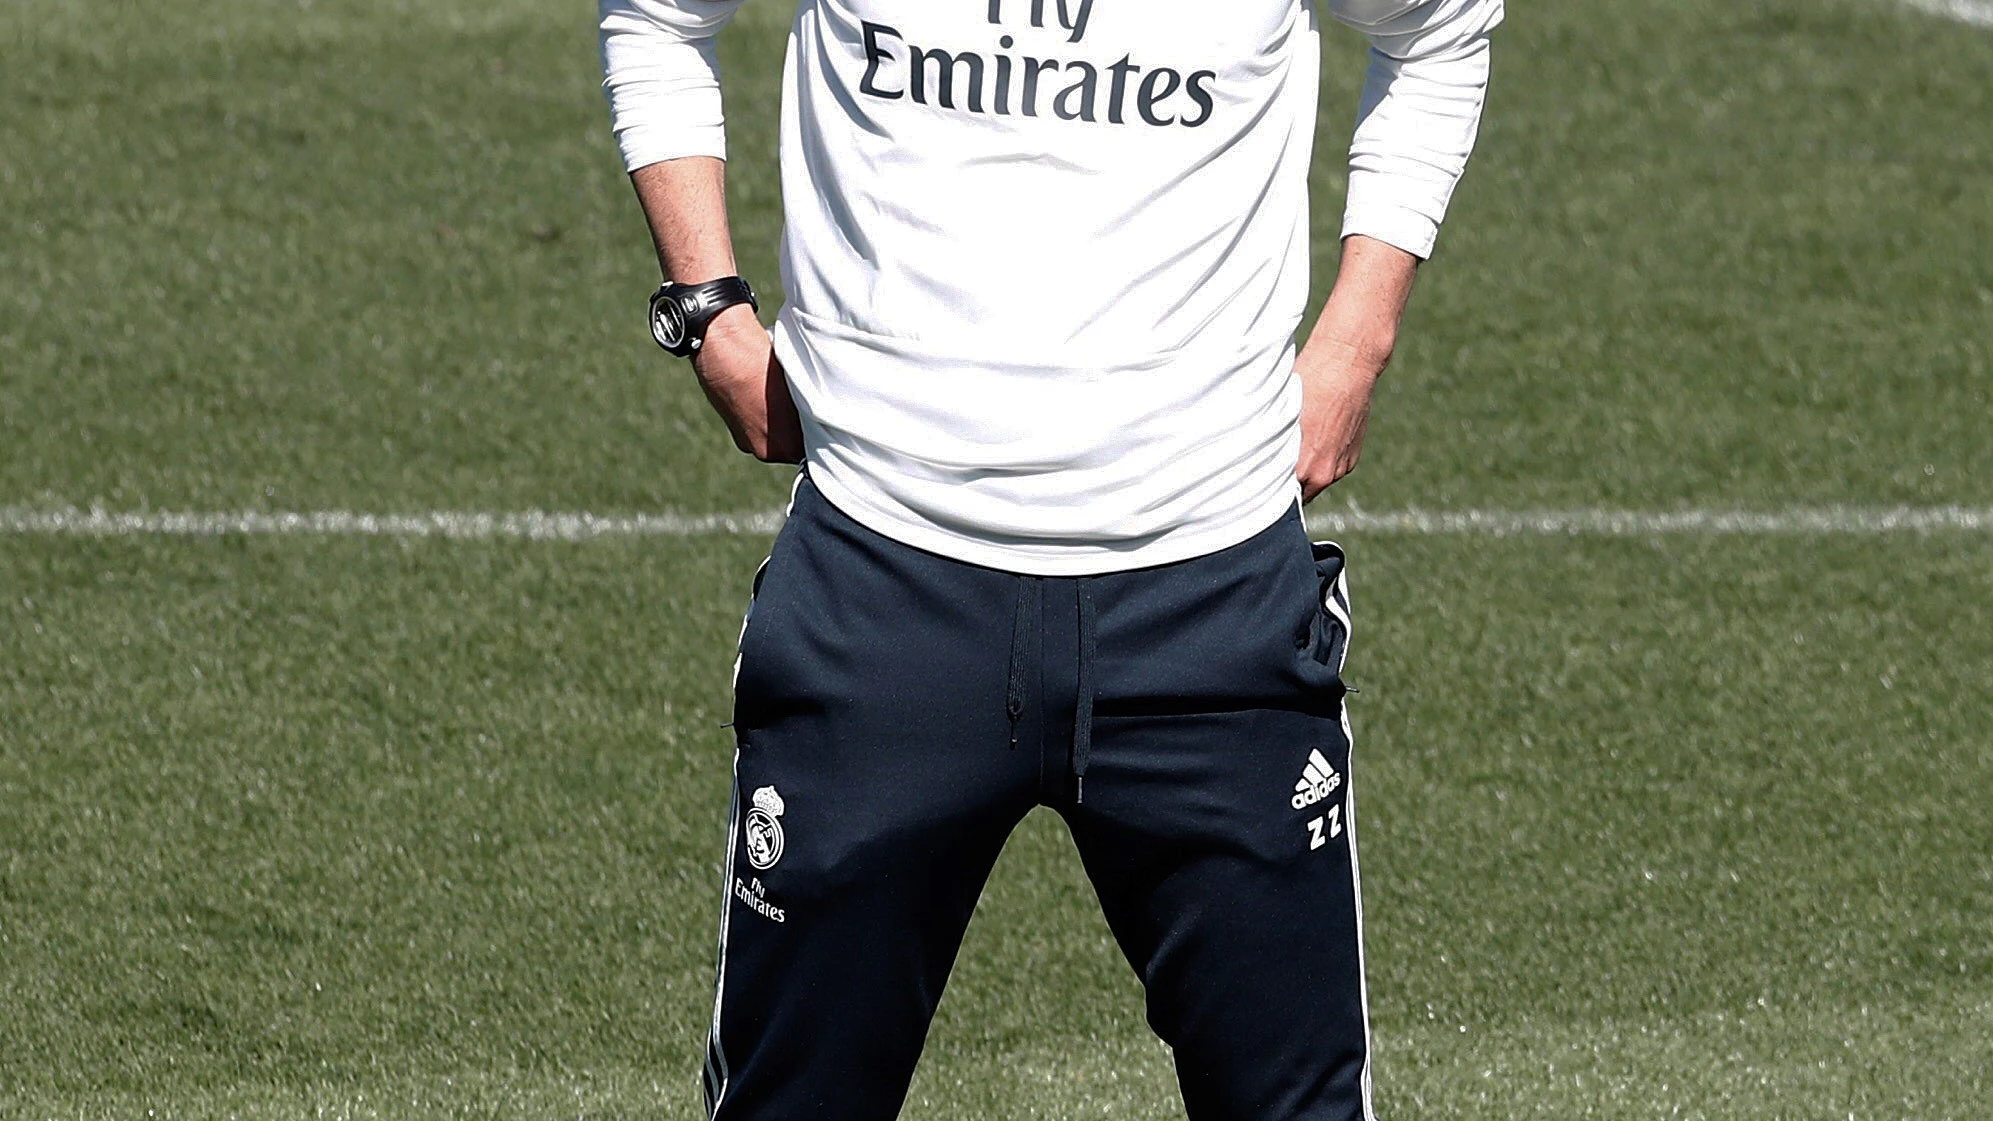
631,156,743,287
1302,234,1419,374
627,156,802,464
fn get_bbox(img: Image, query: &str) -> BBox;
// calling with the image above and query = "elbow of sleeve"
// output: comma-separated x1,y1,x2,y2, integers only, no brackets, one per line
616,121,729,171
1342,168,1446,259
1339,38,1491,259
600,24,729,170
1341,0,1504,63
602,67,729,169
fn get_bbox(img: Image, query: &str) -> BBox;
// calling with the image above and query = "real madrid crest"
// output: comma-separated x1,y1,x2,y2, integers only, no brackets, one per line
744,785,787,870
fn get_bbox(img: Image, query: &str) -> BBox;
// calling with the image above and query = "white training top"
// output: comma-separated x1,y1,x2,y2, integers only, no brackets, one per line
602,0,1501,575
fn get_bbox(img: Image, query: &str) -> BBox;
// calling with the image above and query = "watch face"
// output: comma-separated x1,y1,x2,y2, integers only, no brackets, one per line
651,295,688,351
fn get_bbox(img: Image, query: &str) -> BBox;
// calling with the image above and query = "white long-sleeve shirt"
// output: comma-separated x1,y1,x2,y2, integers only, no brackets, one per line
603,0,1501,575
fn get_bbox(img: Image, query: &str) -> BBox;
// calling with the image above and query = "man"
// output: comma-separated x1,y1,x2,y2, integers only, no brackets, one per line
600,0,1499,1117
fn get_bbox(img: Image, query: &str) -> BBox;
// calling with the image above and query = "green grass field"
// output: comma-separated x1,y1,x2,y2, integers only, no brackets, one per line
3,0,1990,1117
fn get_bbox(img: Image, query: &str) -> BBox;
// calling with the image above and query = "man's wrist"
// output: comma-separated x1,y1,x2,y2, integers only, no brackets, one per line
704,303,765,344
690,305,771,383
1300,325,1394,381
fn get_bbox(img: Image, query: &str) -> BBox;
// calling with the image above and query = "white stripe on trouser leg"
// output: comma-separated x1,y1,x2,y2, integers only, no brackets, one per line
1344,715,1376,1121
1313,549,1374,1121
709,560,764,1116
706,771,740,1115
709,471,806,1117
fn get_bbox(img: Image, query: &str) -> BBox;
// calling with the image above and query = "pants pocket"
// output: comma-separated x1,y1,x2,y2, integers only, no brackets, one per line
1308,539,1353,678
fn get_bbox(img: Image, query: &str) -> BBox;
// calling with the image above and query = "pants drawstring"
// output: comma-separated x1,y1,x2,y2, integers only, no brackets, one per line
1072,578,1098,803
1005,578,1030,750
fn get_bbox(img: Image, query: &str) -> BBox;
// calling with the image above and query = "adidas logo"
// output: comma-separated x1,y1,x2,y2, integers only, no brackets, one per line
1290,749,1343,811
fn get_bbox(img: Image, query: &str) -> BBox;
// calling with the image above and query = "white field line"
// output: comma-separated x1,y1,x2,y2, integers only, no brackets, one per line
0,508,786,540
1897,0,1993,26
1304,505,1993,536
1,505,1990,540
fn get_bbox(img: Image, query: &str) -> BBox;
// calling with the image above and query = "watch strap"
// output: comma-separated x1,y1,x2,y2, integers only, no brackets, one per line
650,276,759,358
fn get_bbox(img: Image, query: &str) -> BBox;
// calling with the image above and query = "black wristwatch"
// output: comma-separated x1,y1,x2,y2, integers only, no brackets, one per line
649,277,759,358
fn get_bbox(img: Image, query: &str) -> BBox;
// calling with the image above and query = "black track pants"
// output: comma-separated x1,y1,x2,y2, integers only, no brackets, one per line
707,476,1370,1121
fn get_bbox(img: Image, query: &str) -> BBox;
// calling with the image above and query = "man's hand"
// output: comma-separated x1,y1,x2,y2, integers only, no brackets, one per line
1295,338,1386,502
1294,235,1420,502
692,305,804,464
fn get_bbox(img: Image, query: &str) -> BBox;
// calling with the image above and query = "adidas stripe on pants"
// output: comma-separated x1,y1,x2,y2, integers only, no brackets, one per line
706,474,1371,1121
